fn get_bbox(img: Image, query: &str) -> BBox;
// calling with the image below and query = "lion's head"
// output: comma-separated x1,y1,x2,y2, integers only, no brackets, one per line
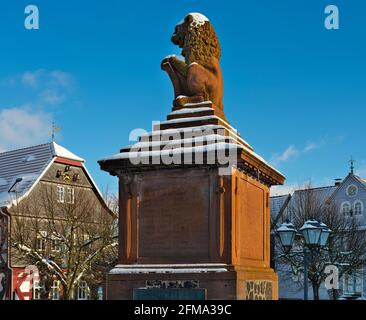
171,13,221,69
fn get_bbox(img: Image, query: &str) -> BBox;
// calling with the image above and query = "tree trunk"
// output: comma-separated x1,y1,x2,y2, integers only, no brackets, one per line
312,282,320,300
63,284,75,300
331,288,338,300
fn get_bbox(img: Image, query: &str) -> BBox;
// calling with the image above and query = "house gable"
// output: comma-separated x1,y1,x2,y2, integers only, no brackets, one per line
325,174,366,222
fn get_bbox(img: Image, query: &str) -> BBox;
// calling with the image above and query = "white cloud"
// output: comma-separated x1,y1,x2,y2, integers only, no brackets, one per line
271,140,323,165
271,145,299,164
50,70,74,88
3,69,75,107
39,89,65,105
303,142,318,152
0,69,75,152
0,106,52,152
21,70,42,88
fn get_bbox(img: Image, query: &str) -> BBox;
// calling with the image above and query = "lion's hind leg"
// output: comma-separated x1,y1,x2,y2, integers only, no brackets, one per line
173,63,208,107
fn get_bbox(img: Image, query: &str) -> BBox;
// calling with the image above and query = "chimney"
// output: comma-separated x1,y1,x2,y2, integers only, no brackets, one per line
334,178,342,186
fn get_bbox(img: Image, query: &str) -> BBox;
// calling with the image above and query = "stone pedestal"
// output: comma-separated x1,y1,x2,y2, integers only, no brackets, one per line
99,101,284,300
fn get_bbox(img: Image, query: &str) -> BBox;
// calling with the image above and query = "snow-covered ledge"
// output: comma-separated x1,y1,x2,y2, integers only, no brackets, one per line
109,263,231,274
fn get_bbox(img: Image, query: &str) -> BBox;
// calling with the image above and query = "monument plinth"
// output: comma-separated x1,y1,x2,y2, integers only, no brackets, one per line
99,13,285,300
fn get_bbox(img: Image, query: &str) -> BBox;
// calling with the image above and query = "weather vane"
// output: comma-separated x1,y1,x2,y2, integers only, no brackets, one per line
51,122,61,142
349,156,356,174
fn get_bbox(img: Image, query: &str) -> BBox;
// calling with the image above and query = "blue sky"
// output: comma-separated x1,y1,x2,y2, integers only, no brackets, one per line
0,0,365,195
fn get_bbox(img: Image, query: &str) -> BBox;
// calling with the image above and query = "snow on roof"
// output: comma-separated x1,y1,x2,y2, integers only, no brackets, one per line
269,185,337,223
0,142,84,208
292,185,337,205
51,142,84,162
0,143,54,207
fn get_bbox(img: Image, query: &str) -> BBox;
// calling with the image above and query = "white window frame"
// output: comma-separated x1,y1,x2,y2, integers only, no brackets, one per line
354,201,363,216
33,280,43,300
77,280,90,300
36,231,47,252
51,238,61,252
66,187,75,204
51,280,60,300
57,185,65,203
341,201,351,216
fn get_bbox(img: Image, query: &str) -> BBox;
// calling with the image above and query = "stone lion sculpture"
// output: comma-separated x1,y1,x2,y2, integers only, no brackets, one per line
161,13,223,111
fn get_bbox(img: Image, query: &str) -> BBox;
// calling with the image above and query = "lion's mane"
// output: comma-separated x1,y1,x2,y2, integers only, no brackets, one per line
183,19,221,69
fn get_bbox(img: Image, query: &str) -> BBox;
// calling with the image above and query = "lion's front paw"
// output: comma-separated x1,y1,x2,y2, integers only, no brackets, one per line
173,95,188,108
161,55,177,70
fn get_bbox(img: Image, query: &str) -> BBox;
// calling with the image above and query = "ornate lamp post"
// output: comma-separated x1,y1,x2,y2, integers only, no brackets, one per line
276,219,331,300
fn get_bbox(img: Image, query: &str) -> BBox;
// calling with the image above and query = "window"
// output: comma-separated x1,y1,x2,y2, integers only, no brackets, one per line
36,231,47,252
57,185,65,203
50,280,60,300
77,281,90,300
344,269,363,294
66,187,75,204
33,280,43,300
354,201,363,215
341,202,351,216
51,238,61,252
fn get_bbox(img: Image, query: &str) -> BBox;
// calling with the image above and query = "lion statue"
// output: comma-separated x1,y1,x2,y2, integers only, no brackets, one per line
161,13,223,111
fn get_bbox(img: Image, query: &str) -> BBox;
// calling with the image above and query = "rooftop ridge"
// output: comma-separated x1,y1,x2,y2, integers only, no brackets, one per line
270,194,291,198
294,185,337,192
51,141,84,162
0,142,52,156
353,175,366,184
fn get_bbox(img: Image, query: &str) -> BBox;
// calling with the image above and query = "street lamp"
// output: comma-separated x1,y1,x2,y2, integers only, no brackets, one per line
277,221,297,252
300,219,322,247
319,223,331,247
276,219,331,300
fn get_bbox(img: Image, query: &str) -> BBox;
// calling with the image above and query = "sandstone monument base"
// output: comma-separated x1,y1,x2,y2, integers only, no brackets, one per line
100,160,283,300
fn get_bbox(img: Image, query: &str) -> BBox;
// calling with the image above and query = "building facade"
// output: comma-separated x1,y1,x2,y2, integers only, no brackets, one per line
271,168,366,300
0,142,115,300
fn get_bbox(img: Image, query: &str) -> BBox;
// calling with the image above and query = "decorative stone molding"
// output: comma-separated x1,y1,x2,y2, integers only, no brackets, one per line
146,280,199,289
